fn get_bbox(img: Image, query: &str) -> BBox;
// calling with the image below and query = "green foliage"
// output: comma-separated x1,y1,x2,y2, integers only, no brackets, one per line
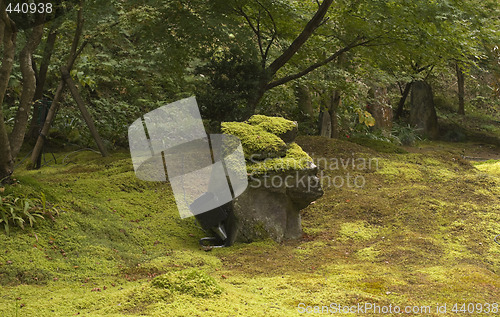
151,269,222,297
391,124,422,146
196,48,266,122
0,192,58,234
355,108,376,127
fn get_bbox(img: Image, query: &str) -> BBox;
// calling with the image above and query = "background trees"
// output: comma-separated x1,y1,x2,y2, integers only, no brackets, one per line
0,0,499,182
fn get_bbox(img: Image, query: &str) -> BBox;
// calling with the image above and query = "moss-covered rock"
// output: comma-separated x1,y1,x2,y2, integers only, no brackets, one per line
221,115,322,244
247,115,298,143
222,115,309,174
246,143,313,175
221,122,287,159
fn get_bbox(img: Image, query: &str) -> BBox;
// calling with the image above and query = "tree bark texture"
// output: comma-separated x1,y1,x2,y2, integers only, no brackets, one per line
30,0,85,167
394,82,412,120
319,109,331,137
296,85,313,119
0,10,16,181
9,23,44,159
61,66,108,157
456,63,465,115
28,21,60,141
329,89,340,138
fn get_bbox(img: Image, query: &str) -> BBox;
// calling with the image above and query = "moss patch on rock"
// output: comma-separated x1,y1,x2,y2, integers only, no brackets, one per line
222,115,312,175
247,114,297,136
246,143,312,175
221,122,287,159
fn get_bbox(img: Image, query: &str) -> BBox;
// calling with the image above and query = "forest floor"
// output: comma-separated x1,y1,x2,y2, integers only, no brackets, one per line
0,134,499,316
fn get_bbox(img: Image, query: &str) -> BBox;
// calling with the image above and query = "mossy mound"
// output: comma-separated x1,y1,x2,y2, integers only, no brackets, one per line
221,122,287,159
246,143,312,175
151,269,222,297
350,137,408,154
247,114,297,136
222,115,313,175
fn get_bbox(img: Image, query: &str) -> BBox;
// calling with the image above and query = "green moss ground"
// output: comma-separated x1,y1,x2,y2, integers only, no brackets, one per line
0,137,499,316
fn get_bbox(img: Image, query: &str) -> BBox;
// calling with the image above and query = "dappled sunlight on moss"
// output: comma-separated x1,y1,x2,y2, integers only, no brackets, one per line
221,121,286,159
0,137,499,316
247,114,297,135
246,143,312,175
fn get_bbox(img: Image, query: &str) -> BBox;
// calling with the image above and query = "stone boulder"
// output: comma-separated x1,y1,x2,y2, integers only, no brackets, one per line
222,116,323,244
410,81,439,139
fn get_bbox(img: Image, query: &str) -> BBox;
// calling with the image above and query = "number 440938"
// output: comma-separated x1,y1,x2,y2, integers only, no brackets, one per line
451,303,498,314
5,2,53,14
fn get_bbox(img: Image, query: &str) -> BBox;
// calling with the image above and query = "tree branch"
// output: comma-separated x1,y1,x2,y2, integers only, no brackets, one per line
256,0,277,65
266,37,369,90
266,0,334,76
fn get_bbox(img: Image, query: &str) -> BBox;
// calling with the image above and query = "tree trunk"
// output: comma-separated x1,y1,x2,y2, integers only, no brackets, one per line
29,81,64,168
28,21,60,141
244,84,266,120
456,63,465,115
319,109,331,137
367,86,393,132
61,66,108,157
242,0,334,117
329,89,340,138
296,85,313,120
394,82,412,120
0,13,17,182
9,23,44,159
410,81,439,139
30,0,86,168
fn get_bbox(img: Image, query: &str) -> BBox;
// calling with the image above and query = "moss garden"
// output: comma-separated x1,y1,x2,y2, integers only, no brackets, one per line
0,132,498,316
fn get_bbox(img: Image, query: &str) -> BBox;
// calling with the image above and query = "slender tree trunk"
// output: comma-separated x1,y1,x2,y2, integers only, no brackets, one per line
28,21,60,141
244,83,266,120
394,82,413,120
319,107,331,137
0,11,17,182
456,63,465,115
295,85,314,119
266,0,333,77
9,23,44,159
410,81,439,139
329,89,341,138
30,0,85,167
61,66,108,157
